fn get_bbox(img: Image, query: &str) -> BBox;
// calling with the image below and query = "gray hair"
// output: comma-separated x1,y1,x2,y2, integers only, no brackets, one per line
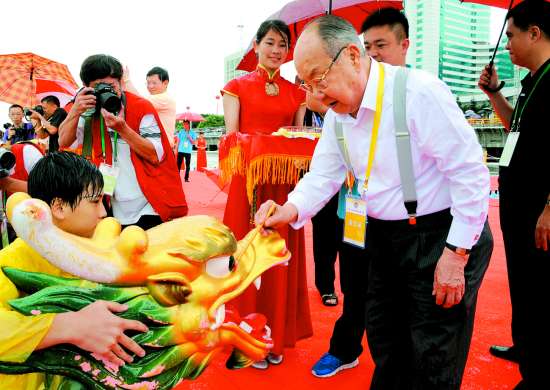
309,15,365,57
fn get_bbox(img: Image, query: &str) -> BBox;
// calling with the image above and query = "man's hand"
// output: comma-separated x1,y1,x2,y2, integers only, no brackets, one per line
433,248,468,308
29,110,43,121
53,300,148,367
72,87,97,115
535,204,550,251
254,200,298,231
478,64,500,95
101,109,126,133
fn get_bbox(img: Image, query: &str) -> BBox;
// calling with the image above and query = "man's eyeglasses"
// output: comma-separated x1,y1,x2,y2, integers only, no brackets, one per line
299,46,347,93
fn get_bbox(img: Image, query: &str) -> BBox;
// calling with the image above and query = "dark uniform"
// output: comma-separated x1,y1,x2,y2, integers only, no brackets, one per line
499,58,550,387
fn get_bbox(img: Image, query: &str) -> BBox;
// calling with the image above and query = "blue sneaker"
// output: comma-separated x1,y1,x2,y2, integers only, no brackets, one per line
311,353,359,378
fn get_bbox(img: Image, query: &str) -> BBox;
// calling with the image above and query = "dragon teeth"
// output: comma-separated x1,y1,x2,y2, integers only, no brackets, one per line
253,276,261,290
210,304,226,331
239,321,253,334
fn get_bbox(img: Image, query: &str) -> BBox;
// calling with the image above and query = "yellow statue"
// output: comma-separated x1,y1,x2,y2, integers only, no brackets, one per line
0,193,290,389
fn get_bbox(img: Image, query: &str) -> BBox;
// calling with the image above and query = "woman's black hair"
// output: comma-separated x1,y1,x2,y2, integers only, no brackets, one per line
79,54,123,86
256,19,291,48
28,151,104,210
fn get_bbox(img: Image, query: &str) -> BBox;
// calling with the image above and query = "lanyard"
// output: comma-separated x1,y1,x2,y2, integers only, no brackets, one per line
510,62,550,132
344,62,385,193
99,117,119,163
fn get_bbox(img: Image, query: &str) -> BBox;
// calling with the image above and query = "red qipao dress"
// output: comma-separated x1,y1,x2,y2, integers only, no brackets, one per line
221,65,313,354
196,137,207,172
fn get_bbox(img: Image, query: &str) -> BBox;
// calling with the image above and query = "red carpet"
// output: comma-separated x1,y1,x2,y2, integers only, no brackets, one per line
176,171,520,389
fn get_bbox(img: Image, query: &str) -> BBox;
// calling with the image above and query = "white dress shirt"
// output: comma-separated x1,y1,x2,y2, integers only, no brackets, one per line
75,114,164,225
288,59,489,249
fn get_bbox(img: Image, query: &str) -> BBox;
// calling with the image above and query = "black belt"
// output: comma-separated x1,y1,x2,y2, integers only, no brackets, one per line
368,208,452,231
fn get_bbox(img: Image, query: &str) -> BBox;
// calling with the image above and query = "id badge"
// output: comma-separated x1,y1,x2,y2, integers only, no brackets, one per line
499,132,519,167
183,141,189,149
99,163,120,196
343,195,367,248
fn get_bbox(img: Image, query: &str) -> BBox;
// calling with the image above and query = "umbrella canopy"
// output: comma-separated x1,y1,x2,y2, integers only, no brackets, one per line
35,78,77,108
0,52,78,108
236,0,403,72
176,111,206,122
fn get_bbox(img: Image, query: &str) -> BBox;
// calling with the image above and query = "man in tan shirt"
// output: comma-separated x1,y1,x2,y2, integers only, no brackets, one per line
124,66,177,147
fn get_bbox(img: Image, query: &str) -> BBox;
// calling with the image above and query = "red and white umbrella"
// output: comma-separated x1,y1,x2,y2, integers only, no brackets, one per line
176,111,205,122
35,78,77,107
237,0,403,72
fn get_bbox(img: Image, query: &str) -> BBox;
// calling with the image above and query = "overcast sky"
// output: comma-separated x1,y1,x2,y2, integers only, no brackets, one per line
1,0,506,123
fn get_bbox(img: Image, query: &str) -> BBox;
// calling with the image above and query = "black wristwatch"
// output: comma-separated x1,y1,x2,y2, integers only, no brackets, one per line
445,243,471,256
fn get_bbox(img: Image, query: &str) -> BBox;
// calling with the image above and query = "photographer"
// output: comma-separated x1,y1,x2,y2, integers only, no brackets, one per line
2,105,34,145
59,54,188,230
31,95,67,153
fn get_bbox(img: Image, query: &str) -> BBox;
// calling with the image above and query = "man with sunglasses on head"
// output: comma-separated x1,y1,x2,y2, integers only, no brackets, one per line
256,15,493,389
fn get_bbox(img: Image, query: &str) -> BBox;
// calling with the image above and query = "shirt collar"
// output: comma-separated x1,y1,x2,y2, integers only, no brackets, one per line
256,64,281,82
334,57,381,123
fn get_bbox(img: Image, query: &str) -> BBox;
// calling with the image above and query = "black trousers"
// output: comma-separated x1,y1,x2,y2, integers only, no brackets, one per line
501,208,550,388
328,236,369,363
365,210,493,390
121,214,163,231
312,193,369,363
311,193,340,295
177,152,191,181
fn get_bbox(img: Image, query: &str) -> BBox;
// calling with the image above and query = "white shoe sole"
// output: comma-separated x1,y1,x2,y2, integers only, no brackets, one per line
311,359,359,378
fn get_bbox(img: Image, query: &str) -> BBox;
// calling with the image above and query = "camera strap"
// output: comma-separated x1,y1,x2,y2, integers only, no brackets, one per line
82,114,93,160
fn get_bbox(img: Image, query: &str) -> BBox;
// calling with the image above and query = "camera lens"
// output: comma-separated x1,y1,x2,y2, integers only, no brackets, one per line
100,94,122,115
0,148,16,171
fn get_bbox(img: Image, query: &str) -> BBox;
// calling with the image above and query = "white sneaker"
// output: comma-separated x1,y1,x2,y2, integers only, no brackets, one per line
251,359,269,370
267,353,283,365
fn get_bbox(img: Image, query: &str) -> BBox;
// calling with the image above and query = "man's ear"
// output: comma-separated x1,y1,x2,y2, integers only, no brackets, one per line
402,38,410,52
529,26,542,41
50,198,67,220
348,44,362,67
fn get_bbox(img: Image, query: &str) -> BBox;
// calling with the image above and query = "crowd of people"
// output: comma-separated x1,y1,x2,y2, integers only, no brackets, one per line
0,1,549,389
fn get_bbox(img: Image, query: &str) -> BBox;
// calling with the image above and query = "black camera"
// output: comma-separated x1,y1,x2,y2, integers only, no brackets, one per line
24,105,45,117
0,148,16,179
88,82,121,115
2,123,11,130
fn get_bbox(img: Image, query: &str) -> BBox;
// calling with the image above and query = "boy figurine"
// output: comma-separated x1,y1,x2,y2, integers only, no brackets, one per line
0,152,148,389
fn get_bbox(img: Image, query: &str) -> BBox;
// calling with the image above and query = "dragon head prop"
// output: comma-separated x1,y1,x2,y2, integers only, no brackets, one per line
0,193,291,389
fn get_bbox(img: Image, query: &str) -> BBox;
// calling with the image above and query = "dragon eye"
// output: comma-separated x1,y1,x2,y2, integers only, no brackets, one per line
206,256,236,278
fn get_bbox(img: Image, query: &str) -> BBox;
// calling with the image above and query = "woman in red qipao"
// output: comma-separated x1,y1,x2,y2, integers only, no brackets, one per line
221,19,311,369
196,131,207,172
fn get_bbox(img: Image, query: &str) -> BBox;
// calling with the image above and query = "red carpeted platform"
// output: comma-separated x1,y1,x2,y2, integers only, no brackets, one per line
176,171,520,389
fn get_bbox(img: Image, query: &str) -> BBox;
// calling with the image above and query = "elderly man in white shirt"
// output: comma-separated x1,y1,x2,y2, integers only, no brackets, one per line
255,15,493,390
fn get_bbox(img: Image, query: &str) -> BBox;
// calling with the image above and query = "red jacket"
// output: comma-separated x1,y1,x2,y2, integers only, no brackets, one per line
89,92,188,221
10,142,44,182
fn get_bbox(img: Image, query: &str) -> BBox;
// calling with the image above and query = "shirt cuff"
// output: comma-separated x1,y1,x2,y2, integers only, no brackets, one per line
287,193,310,230
446,218,484,249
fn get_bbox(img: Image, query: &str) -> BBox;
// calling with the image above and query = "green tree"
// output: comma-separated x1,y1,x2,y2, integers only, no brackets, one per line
197,114,225,128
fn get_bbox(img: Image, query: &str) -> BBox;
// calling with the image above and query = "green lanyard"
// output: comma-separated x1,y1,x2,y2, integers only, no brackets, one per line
100,117,118,164
510,62,550,132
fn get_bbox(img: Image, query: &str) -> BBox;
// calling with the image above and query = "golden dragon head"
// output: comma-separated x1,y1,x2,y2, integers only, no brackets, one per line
4,193,292,386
